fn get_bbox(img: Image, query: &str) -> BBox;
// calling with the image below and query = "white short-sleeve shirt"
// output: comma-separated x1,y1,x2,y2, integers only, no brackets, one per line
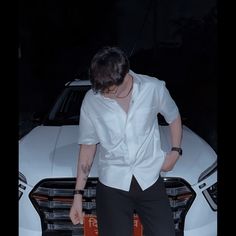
78,70,179,191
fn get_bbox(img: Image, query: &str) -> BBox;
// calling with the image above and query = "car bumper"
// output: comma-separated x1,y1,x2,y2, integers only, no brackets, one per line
184,220,217,236
19,173,217,236
19,184,42,236
183,170,217,236
19,228,41,236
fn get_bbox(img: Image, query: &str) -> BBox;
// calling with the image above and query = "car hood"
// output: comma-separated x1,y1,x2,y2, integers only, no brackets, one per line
159,125,217,182
19,125,217,187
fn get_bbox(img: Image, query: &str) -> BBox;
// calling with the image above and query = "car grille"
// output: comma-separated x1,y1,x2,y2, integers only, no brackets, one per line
29,177,195,236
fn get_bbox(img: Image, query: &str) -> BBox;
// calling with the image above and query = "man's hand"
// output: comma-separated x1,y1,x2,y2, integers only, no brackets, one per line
161,151,180,172
69,194,84,225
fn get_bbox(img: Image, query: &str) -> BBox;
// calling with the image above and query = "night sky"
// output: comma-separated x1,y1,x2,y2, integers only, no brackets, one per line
18,0,217,150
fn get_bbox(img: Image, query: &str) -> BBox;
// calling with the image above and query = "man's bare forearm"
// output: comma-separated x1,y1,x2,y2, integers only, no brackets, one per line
75,144,97,190
161,115,182,172
169,114,182,147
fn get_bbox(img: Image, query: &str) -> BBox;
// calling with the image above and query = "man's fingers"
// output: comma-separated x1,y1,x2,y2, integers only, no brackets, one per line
72,218,80,225
79,212,85,225
70,211,84,225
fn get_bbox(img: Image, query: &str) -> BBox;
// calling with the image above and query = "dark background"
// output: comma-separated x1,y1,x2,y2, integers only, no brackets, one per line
18,0,217,151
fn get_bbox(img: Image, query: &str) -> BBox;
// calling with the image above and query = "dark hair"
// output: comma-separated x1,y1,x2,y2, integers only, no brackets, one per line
89,46,130,93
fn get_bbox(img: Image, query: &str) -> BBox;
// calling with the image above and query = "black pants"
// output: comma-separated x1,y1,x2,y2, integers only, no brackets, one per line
96,176,175,236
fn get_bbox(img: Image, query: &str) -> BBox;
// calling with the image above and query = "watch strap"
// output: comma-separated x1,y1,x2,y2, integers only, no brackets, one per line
171,147,183,155
73,189,85,195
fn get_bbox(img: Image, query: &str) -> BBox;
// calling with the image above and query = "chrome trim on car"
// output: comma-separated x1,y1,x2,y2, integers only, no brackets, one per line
198,161,217,183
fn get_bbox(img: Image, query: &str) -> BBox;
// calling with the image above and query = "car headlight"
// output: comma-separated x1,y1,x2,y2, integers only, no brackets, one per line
19,172,27,200
202,182,217,211
198,161,217,211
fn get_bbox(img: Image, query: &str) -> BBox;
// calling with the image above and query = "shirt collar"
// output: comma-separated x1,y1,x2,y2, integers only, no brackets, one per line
129,69,142,98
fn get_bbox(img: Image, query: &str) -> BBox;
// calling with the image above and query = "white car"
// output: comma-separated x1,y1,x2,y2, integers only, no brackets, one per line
19,79,217,236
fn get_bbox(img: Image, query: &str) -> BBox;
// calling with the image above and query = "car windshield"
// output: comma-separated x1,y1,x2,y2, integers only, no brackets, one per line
43,84,168,126
44,85,91,125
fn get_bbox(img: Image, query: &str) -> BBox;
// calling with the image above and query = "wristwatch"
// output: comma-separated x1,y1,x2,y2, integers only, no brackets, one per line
171,147,183,156
73,189,85,196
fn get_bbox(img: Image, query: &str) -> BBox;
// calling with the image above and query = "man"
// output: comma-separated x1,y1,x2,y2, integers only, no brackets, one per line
70,46,182,236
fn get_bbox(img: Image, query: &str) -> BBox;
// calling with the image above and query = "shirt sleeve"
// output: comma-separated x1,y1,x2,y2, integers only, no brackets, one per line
78,101,99,145
158,81,180,124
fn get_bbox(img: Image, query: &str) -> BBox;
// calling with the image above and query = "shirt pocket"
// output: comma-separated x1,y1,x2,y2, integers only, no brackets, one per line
134,106,158,135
